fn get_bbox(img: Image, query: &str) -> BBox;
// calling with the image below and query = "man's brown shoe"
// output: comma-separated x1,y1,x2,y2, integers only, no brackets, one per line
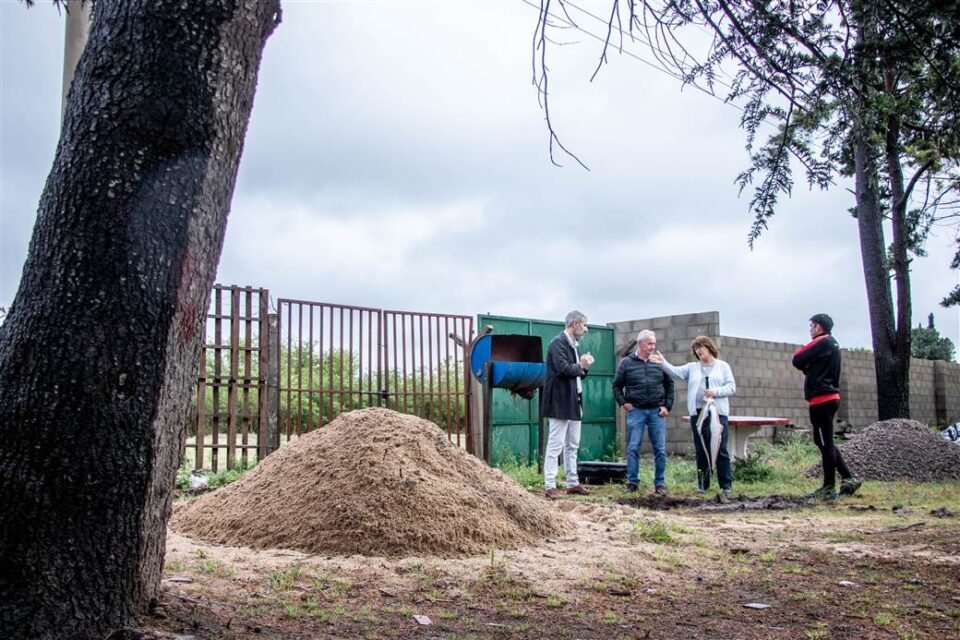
544,488,564,499
566,484,591,496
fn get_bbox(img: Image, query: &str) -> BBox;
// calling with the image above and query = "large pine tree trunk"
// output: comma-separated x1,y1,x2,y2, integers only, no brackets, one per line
0,2,280,638
852,131,910,420
882,77,913,420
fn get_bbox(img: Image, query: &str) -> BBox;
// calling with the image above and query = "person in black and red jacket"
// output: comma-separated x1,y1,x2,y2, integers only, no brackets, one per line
792,314,862,500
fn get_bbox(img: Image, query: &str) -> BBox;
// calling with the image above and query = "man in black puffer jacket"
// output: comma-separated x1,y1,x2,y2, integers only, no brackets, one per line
792,313,861,499
613,330,674,494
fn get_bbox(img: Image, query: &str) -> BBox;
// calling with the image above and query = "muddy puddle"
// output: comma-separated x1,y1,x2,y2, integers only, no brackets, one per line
618,493,814,512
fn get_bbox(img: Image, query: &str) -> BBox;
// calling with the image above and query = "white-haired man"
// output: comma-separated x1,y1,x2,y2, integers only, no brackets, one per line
612,330,674,495
541,310,594,498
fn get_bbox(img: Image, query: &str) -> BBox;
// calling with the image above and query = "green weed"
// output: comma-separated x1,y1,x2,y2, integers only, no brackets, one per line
165,559,186,573
758,551,777,563
196,559,233,578
874,612,895,626
269,566,302,591
633,520,673,544
733,451,773,483
546,595,567,608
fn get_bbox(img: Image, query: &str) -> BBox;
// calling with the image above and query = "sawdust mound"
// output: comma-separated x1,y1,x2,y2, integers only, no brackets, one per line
171,408,568,557
807,419,960,482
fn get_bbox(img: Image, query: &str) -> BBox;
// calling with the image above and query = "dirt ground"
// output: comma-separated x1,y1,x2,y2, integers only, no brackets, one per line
145,494,960,639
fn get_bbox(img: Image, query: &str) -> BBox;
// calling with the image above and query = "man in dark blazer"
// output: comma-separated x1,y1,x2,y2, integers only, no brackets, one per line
542,310,595,498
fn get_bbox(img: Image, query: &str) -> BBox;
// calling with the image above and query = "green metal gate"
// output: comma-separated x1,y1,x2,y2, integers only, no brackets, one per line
477,315,617,467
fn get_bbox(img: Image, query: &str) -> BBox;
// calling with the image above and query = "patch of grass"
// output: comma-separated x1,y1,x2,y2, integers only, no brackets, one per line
806,622,829,639
782,564,809,575
546,595,567,608
355,605,377,622
724,563,753,577
857,480,960,511
331,578,353,597
733,451,774,483
602,611,620,624
633,520,673,544
823,530,866,543
653,548,682,571
758,551,777,563
165,559,186,573
497,456,546,490
196,559,234,578
269,565,302,592
874,612,895,626
707,604,733,616
472,564,534,603
685,533,711,548
176,458,255,491
283,604,301,619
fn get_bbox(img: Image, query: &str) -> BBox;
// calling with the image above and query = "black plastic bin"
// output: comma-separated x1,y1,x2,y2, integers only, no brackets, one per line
576,461,627,485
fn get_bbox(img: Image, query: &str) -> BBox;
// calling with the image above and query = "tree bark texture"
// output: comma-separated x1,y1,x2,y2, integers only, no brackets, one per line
853,130,910,420
882,69,913,419
0,1,279,638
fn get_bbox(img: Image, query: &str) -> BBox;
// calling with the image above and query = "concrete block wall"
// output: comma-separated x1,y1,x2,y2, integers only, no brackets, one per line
935,360,960,427
718,335,809,443
839,350,878,427
910,358,937,427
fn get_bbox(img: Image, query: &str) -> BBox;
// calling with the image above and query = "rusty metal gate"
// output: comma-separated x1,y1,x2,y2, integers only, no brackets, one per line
276,299,474,450
188,285,270,472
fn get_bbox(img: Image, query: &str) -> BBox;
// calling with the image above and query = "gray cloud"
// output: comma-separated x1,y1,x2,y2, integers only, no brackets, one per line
3,1,958,354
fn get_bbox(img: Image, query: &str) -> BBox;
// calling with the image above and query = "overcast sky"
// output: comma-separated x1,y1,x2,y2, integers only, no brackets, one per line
2,0,958,353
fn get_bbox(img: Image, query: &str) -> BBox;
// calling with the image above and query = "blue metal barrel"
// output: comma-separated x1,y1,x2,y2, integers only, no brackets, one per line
469,334,546,392
490,360,546,390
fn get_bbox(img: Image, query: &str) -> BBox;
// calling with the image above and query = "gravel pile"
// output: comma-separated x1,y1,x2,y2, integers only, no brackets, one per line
807,419,960,482
171,408,568,557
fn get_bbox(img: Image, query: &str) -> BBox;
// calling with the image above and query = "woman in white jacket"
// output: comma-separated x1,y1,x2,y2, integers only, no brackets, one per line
653,336,736,498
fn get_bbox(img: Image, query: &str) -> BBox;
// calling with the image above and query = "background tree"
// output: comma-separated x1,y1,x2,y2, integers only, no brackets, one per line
911,313,956,361
0,1,280,638
535,0,960,419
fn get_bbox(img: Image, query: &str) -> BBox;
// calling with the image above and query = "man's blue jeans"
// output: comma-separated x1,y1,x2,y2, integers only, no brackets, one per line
626,407,667,486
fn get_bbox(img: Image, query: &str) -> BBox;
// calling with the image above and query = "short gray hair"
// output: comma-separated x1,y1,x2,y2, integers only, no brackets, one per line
636,329,656,344
565,310,587,327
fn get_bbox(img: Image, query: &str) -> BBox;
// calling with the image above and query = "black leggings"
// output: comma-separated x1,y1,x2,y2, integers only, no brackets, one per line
809,400,850,488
